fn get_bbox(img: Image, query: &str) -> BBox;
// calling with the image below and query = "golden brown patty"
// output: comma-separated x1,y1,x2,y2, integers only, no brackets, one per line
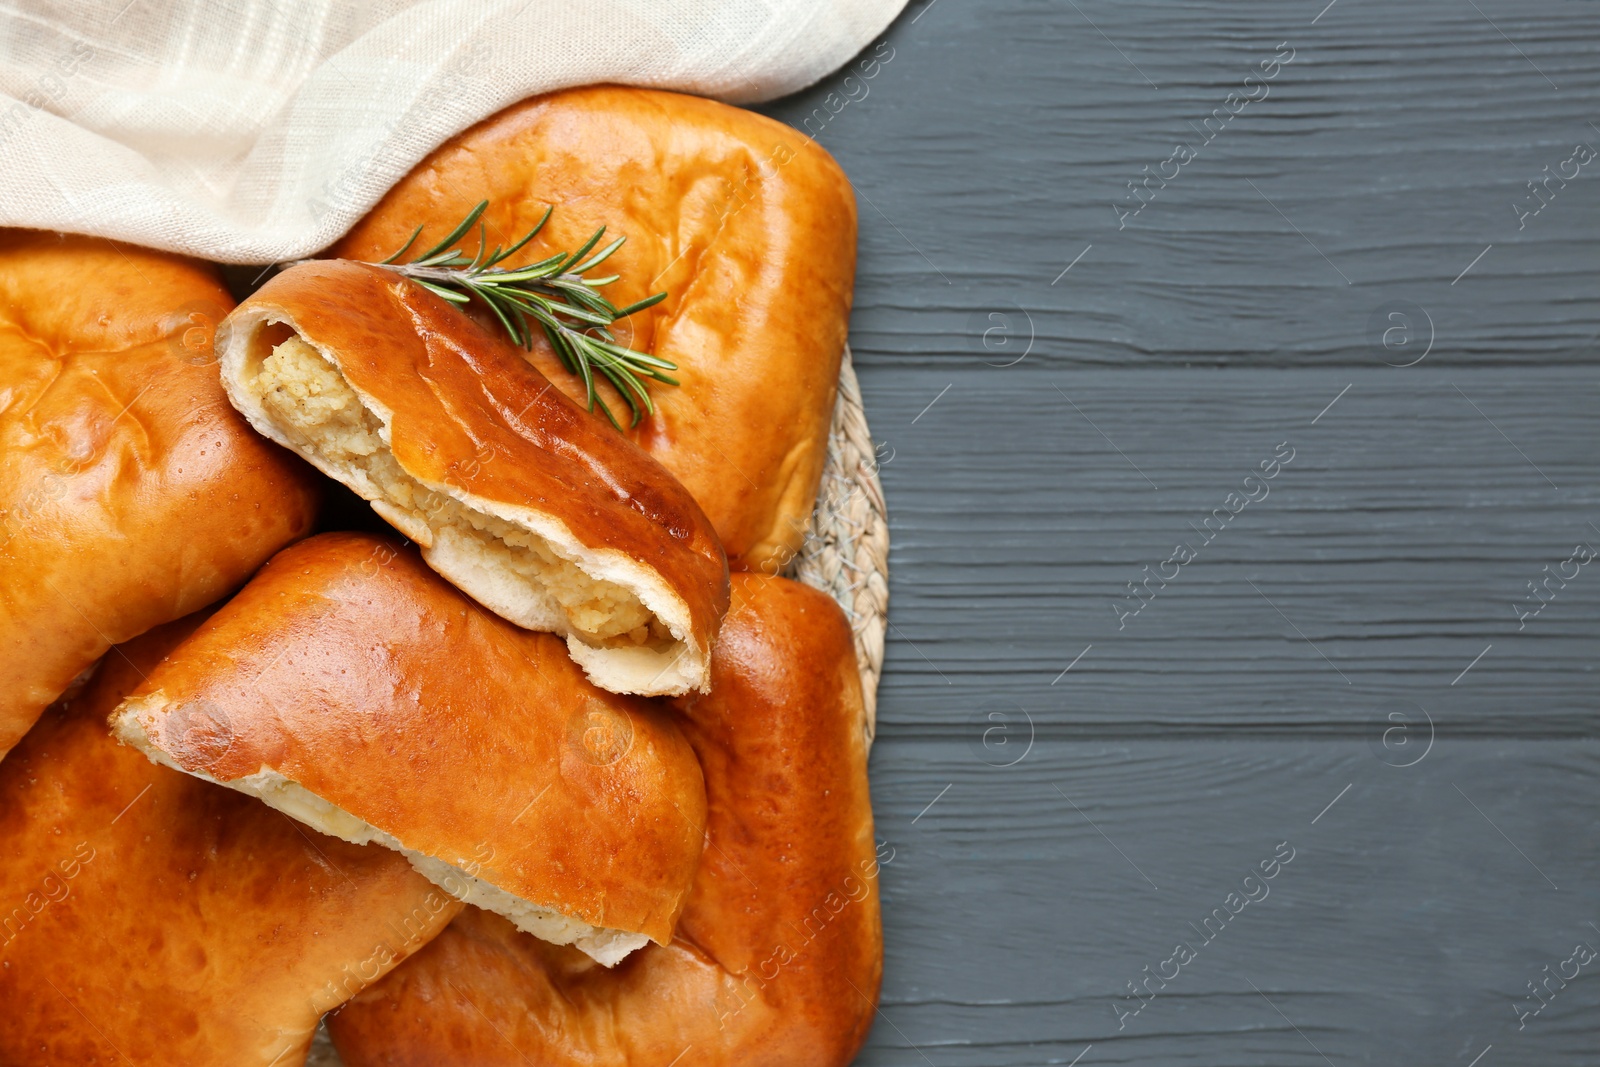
334,86,857,574
0,230,318,762
111,532,708,959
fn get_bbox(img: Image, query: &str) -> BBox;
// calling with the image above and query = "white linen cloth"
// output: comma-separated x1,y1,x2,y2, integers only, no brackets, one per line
0,0,905,262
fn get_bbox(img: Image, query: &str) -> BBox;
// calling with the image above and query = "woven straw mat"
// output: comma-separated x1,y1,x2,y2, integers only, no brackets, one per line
786,345,889,747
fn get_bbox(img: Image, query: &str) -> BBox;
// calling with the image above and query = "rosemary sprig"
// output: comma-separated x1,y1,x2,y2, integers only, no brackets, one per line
368,200,673,429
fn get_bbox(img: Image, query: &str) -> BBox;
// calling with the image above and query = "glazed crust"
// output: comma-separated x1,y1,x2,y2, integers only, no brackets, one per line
110,532,708,948
0,616,460,1067
217,258,729,695
333,86,858,574
0,229,318,762
328,574,884,1067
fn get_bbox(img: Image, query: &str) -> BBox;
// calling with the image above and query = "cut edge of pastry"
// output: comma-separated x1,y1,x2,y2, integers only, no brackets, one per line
109,695,651,967
216,311,706,697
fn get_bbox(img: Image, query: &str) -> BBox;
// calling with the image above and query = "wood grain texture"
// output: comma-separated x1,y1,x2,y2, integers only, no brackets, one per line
754,0,1599,1063
773,0,1600,370
861,738,1599,1066
854,364,1599,735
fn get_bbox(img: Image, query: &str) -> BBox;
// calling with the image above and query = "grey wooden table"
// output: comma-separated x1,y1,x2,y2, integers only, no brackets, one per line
757,2,1600,1064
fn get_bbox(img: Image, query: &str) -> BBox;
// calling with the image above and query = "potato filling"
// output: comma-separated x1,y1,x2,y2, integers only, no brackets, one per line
254,336,668,647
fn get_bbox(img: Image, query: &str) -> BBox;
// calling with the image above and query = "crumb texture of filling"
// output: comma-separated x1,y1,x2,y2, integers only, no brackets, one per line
253,335,670,648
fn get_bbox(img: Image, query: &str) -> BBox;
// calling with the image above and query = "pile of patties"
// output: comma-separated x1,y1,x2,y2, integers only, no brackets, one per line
0,87,881,1067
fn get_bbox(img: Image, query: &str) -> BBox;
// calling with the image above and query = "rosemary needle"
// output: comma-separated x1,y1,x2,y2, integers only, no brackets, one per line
361,200,674,430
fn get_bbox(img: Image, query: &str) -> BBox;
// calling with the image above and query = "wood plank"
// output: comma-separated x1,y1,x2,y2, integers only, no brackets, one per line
855,363,1598,734
761,0,1600,369
857,736,1600,1066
